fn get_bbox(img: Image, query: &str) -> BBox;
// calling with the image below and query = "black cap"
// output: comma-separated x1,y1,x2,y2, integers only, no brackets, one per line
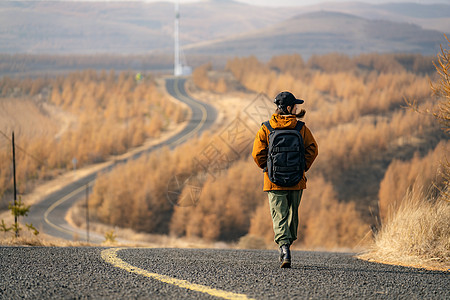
274,91,304,108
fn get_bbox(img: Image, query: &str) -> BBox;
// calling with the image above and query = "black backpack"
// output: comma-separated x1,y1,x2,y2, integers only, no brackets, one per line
262,120,306,187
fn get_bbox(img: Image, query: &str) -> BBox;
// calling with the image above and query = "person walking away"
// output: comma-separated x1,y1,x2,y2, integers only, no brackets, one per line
252,91,318,268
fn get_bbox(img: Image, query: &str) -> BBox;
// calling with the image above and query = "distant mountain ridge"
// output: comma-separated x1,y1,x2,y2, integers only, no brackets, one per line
301,2,450,33
368,2,450,19
0,1,448,60
184,10,445,59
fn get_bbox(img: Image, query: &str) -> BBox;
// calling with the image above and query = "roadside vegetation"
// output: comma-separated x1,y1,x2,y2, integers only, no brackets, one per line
1,48,448,259
360,37,450,270
0,70,186,209
86,51,447,252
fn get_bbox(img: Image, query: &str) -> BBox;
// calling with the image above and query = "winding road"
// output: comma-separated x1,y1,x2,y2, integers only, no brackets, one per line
3,77,449,299
23,77,217,242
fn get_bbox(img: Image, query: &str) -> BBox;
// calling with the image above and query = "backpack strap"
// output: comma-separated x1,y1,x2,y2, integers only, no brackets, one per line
264,120,304,132
294,121,304,131
274,166,301,171
261,121,273,173
273,146,300,153
262,121,274,133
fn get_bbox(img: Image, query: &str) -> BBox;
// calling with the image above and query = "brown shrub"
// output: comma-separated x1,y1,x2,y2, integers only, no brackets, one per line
192,63,228,93
170,158,265,241
378,141,449,221
0,71,185,202
363,36,450,270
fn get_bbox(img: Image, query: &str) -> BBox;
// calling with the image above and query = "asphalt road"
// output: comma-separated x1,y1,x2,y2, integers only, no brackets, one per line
1,247,448,299
23,77,217,242
8,77,449,299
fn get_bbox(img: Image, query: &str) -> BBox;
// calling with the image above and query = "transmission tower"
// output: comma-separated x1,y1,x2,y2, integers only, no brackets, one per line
174,0,183,76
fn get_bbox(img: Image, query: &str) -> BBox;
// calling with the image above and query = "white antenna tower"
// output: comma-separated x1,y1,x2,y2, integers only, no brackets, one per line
174,0,183,76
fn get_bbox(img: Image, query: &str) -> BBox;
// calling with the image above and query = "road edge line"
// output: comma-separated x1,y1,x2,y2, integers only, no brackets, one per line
43,183,93,235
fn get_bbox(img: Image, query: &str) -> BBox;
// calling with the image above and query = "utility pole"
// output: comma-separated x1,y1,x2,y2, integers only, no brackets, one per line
12,132,18,237
86,184,90,243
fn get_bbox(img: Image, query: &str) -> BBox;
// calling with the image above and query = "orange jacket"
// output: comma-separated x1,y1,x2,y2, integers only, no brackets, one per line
252,114,318,191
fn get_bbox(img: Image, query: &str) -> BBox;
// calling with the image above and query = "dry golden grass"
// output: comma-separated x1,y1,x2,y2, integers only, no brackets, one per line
0,236,93,247
378,141,449,221
56,201,232,250
359,188,450,271
81,53,444,251
4,53,446,254
0,219,228,249
0,71,187,206
359,36,450,272
0,98,62,140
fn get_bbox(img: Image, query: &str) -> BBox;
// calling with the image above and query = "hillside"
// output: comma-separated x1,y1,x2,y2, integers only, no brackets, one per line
0,1,448,61
185,11,445,60
301,2,450,33
0,1,294,54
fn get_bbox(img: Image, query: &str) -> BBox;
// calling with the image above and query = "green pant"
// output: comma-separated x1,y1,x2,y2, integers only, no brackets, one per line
268,190,303,247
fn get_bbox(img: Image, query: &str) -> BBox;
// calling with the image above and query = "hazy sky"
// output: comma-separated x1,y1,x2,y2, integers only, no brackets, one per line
226,0,448,6
172,0,449,6
57,0,450,6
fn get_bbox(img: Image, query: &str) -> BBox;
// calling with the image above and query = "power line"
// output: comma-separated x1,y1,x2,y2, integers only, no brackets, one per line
0,130,46,165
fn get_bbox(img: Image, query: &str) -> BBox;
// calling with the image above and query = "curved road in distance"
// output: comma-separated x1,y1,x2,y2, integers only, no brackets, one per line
24,77,217,242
